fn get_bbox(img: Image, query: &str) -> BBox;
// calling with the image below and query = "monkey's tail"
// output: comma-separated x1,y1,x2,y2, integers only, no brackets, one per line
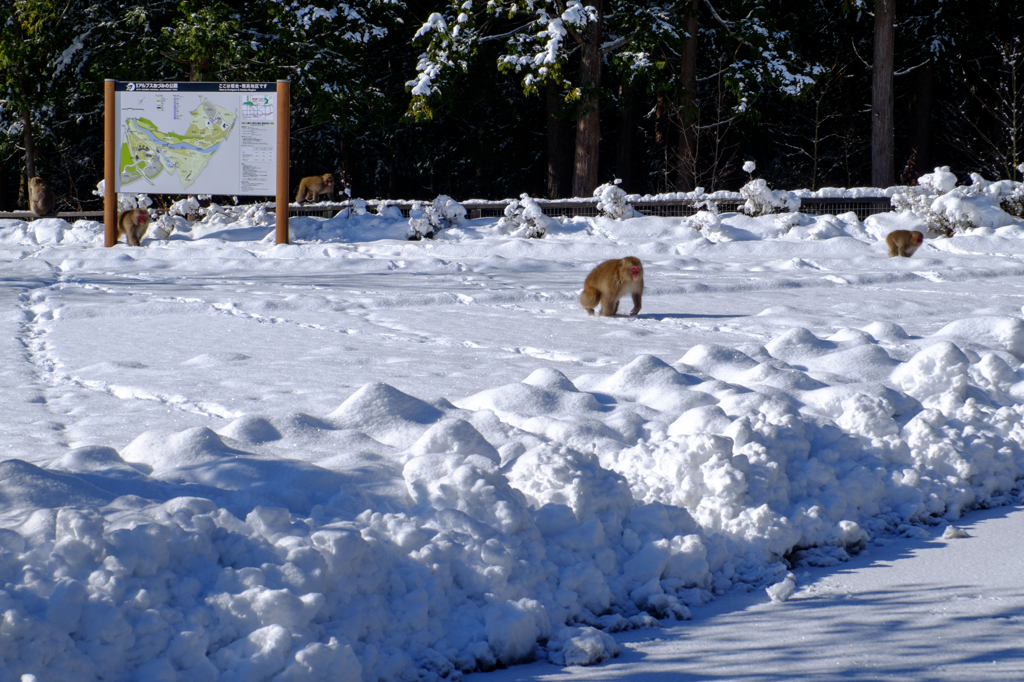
579,287,600,310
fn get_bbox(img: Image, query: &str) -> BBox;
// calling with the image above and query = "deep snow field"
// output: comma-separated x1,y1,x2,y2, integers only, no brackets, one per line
2,178,1024,681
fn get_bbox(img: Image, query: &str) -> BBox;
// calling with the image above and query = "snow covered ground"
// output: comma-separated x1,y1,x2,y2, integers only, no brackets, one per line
468,502,1024,682
2,181,1024,681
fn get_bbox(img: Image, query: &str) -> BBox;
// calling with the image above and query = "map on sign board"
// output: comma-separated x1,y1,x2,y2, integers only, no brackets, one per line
115,82,277,196
120,97,236,189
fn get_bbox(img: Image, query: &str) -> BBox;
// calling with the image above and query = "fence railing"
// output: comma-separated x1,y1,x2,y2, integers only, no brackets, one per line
290,196,894,221
0,196,894,223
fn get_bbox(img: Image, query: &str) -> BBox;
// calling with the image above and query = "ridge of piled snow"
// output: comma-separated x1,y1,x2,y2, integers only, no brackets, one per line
1,315,1023,680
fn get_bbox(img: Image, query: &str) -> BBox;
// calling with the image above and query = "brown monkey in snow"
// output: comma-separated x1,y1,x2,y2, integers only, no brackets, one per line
580,256,644,317
28,177,56,218
117,208,150,246
295,174,334,203
886,230,924,257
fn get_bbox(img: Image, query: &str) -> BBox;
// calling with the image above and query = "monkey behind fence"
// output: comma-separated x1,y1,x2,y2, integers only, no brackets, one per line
295,174,334,203
28,177,55,218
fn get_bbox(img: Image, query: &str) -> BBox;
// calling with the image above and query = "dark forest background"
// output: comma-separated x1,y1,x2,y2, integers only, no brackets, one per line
1,0,1022,211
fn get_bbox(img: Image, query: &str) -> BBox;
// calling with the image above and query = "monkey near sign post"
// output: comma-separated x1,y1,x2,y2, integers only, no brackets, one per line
580,256,644,317
886,230,924,257
295,174,334,203
28,177,55,218
117,208,150,246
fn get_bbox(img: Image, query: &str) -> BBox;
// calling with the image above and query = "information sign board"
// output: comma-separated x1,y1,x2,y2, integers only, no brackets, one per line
114,82,277,195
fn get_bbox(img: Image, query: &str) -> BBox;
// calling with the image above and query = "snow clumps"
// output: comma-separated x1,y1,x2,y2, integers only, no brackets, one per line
766,573,797,603
497,194,551,238
408,194,467,239
891,166,1022,236
740,178,800,216
595,180,639,220
91,180,155,214
374,199,405,221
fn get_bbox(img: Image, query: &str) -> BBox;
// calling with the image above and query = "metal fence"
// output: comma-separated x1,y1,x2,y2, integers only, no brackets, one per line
797,198,893,220
0,196,894,222
287,196,894,221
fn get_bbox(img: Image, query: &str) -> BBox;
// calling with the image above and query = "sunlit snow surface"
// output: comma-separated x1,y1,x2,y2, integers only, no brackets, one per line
2,207,1024,681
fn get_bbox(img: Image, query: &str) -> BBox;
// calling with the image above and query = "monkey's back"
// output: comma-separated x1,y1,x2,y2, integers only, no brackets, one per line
29,179,55,216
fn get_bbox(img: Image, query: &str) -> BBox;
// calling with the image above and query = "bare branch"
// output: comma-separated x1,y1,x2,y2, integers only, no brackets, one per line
895,58,931,77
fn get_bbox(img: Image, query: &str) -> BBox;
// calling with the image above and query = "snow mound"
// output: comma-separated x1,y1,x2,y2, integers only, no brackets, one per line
764,327,836,361
406,418,501,462
890,342,970,402
217,415,283,444
932,316,1024,360
121,426,246,475
589,355,697,399
327,382,445,447
0,459,115,509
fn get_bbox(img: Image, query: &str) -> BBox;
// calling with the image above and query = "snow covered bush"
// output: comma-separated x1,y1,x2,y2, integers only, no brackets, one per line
594,180,639,219
989,169,1024,218
688,186,719,213
168,196,202,220
1001,186,1024,218
92,180,154,214
146,217,173,241
497,194,551,238
684,210,722,235
890,167,968,237
891,167,1021,237
739,178,799,216
408,195,467,239
238,202,273,227
918,166,958,194
375,200,405,221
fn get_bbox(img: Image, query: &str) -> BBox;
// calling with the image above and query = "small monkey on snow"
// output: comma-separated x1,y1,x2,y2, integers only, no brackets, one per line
580,256,644,317
295,173,334,203
28,177,55,218
117,208,150,246
886,229,924,257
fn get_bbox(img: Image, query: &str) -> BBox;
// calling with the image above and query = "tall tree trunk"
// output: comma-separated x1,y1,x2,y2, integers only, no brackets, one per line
616,83,635,191
907,58,933,177
871,0,896,187
675,0,700,191
22,107,36,180
572,0,602,197
546,83,572,198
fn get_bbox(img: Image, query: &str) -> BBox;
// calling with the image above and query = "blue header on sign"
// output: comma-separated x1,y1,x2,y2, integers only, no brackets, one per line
115,82,276,92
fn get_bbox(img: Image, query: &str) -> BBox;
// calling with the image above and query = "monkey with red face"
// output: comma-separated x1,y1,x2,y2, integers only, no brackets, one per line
886,230,924,257
580,256,644,317
117,208,150,246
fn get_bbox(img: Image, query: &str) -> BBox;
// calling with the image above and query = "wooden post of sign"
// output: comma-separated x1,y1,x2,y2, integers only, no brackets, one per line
276,80,290,245
104,79,116,247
